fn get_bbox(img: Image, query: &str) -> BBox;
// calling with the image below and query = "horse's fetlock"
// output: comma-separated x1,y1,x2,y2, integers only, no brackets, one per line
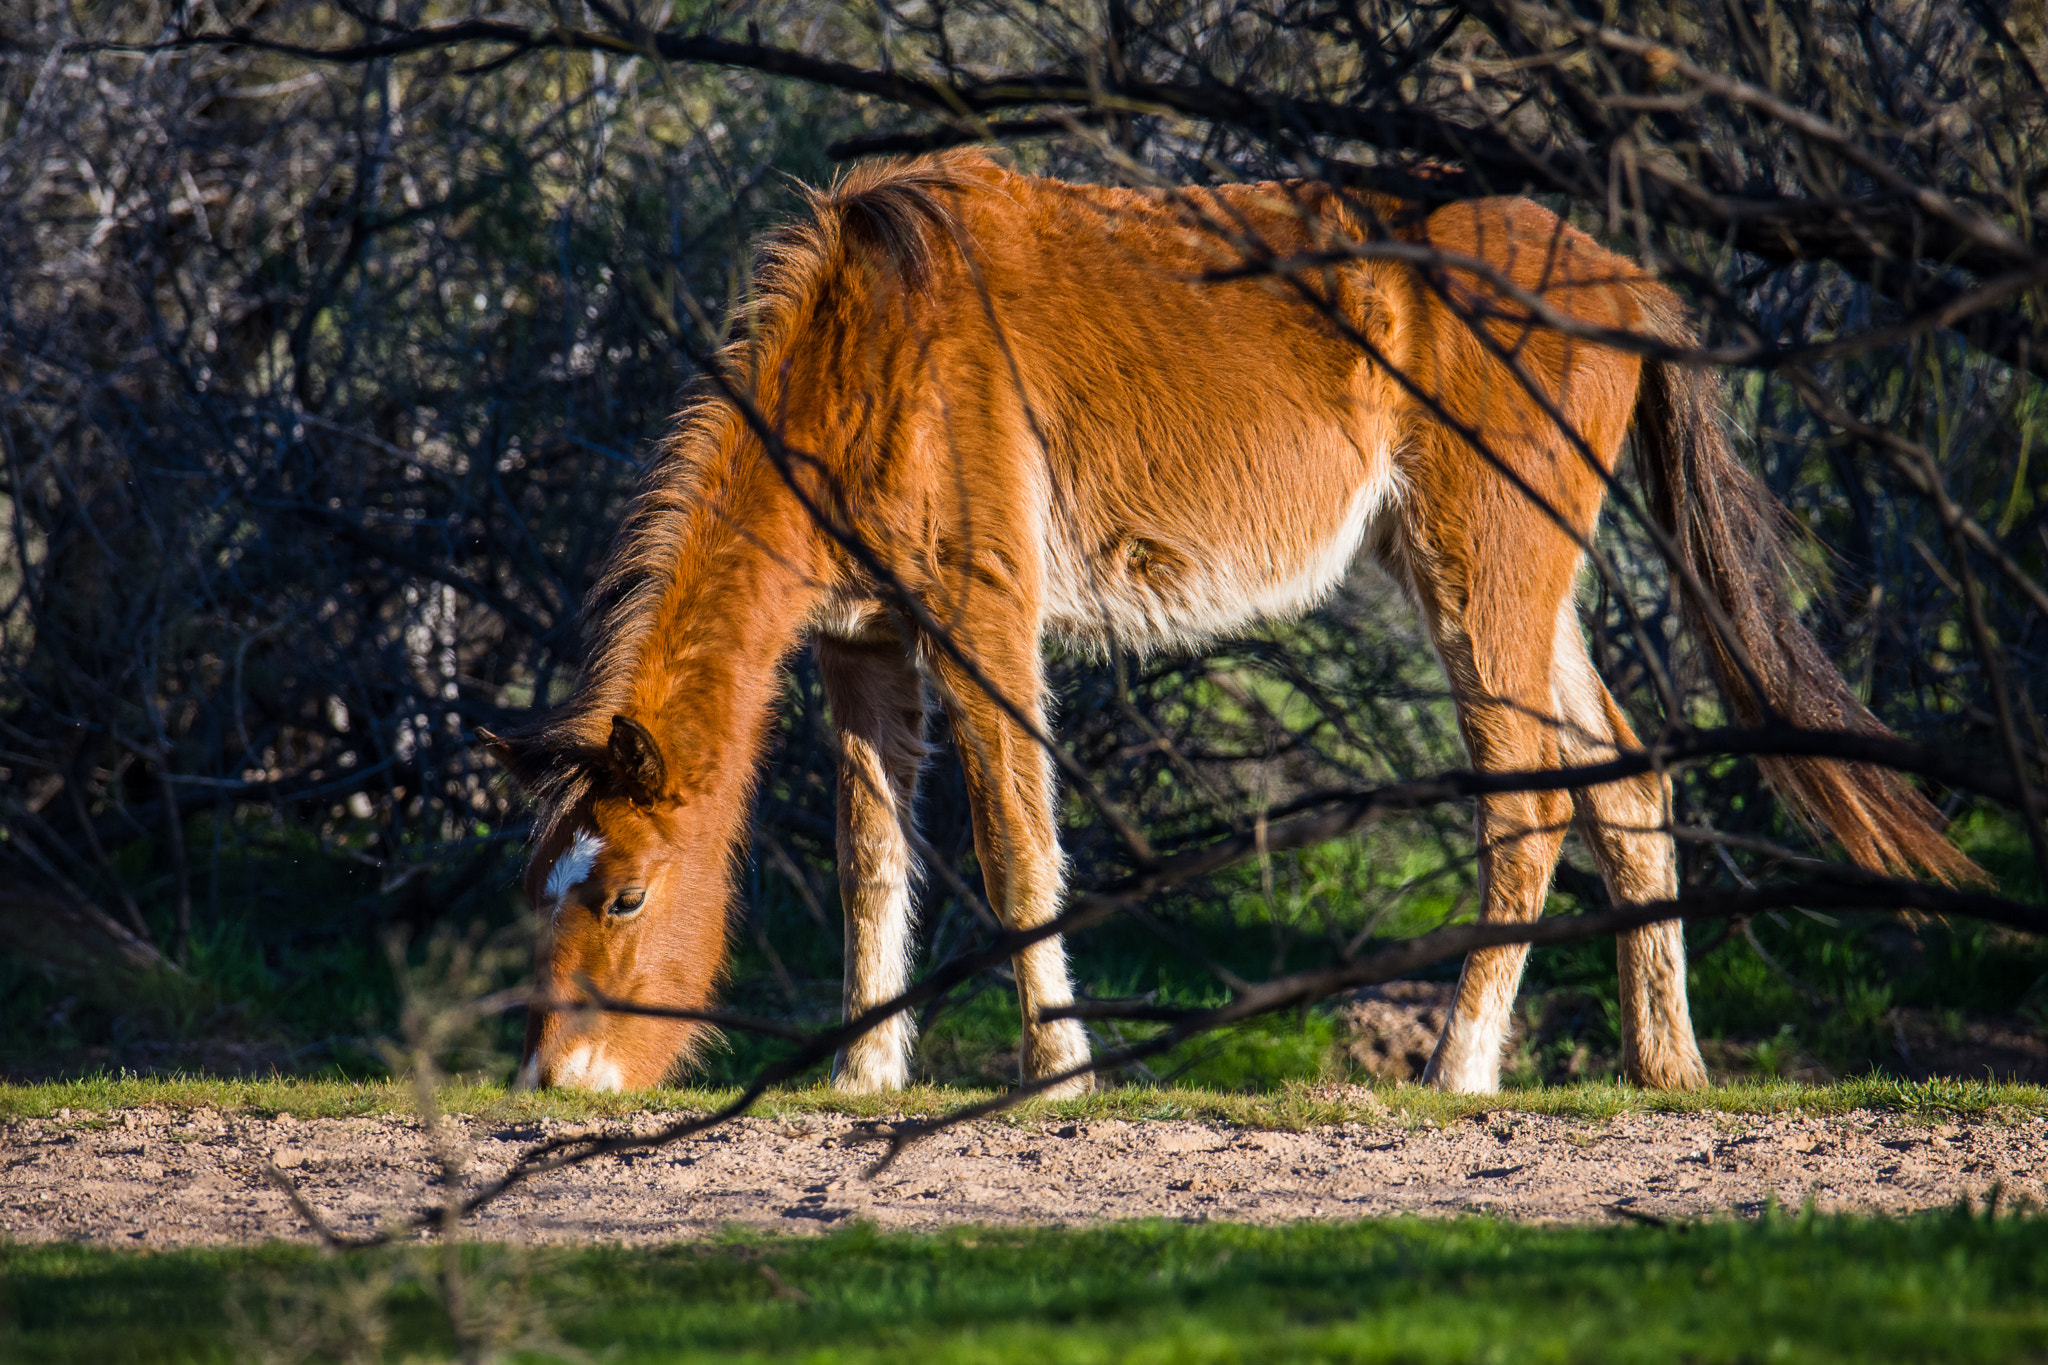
1021,1017,1093,1094
833,1016,915,1093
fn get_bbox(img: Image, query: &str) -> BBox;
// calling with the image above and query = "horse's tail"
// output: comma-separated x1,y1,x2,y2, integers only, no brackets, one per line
1631,292,1982,884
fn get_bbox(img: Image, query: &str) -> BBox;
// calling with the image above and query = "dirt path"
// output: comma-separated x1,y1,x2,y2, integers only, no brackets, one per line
7,1108,2042,1246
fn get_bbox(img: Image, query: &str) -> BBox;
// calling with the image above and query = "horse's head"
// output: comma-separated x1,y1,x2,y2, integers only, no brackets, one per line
496,714,732,1092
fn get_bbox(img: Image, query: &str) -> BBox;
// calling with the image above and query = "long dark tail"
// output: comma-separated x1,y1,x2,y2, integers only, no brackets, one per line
1632,297,1982,884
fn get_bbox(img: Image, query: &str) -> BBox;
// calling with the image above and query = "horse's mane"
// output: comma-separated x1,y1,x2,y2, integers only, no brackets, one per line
509,153,986,846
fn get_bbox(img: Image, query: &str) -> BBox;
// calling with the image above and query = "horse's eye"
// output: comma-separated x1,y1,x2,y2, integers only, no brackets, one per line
608,888,646,918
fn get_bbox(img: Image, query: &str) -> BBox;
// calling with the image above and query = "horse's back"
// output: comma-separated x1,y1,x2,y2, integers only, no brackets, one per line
808,155,1659,647
903,164,1407,645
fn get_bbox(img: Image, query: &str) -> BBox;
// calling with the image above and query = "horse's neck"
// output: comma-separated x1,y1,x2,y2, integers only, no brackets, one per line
599,430,829,800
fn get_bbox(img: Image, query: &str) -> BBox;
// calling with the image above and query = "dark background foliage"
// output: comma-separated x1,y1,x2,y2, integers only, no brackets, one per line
1,0,2043,1086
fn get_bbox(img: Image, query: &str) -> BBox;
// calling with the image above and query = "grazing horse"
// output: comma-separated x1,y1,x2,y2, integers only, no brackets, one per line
493,150,1971,1095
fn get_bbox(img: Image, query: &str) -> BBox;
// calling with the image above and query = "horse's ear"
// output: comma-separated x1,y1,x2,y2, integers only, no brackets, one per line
477,727,540,791
607,715,669,803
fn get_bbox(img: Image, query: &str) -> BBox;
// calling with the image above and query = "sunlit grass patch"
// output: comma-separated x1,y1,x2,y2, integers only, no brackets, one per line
6,1209,2048,1363
3,1072,2042,1128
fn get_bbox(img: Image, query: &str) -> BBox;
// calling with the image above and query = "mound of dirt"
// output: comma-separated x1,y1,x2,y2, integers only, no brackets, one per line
7,1106,2041,1246
1337,981,1460,1081
1334,983,2048,1086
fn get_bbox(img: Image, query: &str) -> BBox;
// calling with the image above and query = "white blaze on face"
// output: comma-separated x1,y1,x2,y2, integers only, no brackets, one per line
541,829,606,911
525,828,619,1092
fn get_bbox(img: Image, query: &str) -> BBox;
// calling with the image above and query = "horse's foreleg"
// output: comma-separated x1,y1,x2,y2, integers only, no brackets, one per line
926,624,1094,1097
1551,604,1708,1089
820,635,930,1093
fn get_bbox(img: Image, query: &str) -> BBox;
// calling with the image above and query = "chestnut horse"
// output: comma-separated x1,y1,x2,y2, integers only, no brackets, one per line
493,150,1970,1095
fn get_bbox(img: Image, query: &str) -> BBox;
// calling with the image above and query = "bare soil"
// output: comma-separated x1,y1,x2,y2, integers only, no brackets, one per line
6,1104,2044,1247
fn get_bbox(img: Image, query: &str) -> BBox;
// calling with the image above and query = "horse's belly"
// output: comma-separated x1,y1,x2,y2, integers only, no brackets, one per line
1042,462,1397,650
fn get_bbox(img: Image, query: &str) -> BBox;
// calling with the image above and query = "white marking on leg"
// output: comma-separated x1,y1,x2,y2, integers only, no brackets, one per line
1551,596,1704,1087
1550,598,1621,765
1018,933,1093,1095
836,832,918,1093
834,732,919,1093
1006,756,1092,1096
1426,959,1521,1094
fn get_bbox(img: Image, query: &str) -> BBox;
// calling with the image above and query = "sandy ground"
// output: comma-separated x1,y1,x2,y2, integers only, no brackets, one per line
6,1105,2045,1246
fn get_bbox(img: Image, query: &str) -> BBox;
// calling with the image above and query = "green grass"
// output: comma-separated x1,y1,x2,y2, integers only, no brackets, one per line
4,1073,2043,1129
6,1210,2048,1362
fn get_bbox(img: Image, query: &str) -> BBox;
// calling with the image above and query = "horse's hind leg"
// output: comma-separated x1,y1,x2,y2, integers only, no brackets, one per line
819,633,930,1093
1391,423,1597,1092
1402,547,1579,1094
1550,603,1708,1088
